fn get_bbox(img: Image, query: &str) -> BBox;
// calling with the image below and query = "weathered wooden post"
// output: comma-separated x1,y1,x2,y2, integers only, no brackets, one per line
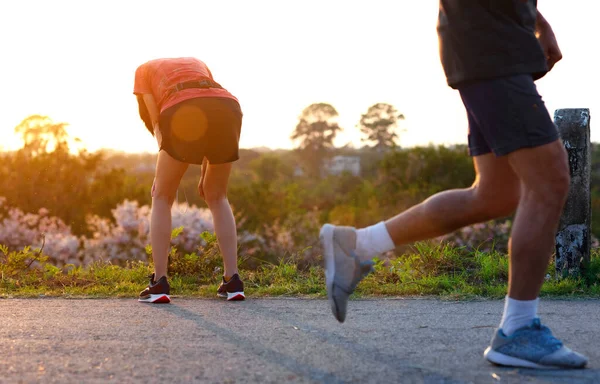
555,108,591,278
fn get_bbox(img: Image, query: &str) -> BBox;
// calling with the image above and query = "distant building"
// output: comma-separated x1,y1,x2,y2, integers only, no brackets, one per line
324,155,361,176
293,166,304,177
134,162,155,173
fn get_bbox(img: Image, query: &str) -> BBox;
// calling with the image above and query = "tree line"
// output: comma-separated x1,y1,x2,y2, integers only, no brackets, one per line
291,102,404,177
4,108,600,245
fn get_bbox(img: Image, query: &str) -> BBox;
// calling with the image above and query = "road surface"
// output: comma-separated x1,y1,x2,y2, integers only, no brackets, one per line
1,298,599,383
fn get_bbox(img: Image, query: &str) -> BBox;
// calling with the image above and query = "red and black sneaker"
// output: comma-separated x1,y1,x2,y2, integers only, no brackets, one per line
217,274,245,301
138,274,171,304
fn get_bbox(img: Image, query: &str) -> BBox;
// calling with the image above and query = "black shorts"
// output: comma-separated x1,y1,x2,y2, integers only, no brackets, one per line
458,74,559,157
158,97,242,165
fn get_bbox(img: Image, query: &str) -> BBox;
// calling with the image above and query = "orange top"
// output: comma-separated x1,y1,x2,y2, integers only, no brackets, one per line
133,57,239,114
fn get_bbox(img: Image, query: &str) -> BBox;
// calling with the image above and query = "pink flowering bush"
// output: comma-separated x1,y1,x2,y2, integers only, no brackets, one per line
82,200,152,265
238,209,323,269
438,220,599,254
171,203,214,252
83,200,214,265
4,195,597,269
0,197,215,266
437,220,512,253
0,196,515,268
0,197,80,265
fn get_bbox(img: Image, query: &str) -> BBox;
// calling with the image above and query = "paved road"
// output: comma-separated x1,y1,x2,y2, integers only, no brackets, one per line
1,298,599,384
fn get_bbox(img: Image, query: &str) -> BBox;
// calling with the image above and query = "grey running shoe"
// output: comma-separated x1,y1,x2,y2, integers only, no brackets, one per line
320,224,374,323
484,318,588,369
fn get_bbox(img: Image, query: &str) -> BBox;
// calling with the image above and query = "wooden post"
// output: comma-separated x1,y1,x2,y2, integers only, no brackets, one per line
555,108,592,278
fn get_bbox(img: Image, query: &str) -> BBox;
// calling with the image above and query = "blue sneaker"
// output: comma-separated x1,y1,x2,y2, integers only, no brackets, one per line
484,318,588,369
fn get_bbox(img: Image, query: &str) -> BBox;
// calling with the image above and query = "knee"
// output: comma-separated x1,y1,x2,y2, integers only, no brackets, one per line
472,182,520,219
152,184,177,206
553,150,571,198
530,159,571,208
549,170,570,205
203,186,227,207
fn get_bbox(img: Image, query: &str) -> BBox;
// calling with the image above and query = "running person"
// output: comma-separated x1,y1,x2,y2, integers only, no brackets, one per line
320,1,588,369
134,57,245,303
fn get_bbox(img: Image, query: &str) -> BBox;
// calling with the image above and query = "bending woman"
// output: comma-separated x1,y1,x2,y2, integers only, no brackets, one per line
133,57,244,303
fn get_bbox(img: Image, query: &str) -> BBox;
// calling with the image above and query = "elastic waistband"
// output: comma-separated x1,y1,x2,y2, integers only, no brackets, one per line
167,79,223,97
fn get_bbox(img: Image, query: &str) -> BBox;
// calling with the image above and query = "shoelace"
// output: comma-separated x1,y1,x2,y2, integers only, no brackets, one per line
521,319,563,350
349,249,375,291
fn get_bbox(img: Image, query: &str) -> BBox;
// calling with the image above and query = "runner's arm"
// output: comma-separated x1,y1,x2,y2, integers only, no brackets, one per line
536,10,562,71
141,94,160,128
136,95,153,135
535,10,549,31
139,93,162,147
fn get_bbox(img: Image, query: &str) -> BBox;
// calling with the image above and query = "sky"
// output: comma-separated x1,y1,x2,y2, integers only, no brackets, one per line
0,1,597,153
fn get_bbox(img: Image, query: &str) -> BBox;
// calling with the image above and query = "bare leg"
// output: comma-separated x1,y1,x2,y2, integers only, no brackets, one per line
151,150,189,279
202,162,238,279
322,153,520,324
384,154,520,245
506,141,570,300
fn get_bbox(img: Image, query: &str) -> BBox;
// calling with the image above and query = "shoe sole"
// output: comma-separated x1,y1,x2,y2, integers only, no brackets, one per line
138,294,171,304
320,224,342,322
217,292,245,301
227,292,245,301
484,347,566,370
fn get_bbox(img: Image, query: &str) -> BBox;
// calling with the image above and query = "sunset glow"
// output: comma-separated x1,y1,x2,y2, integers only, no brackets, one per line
1,1,597,153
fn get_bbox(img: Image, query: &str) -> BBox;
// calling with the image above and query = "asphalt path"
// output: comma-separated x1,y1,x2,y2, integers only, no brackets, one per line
1,298,599,383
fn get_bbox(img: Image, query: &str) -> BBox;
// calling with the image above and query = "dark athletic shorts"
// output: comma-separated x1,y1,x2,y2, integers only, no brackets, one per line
458,74,559,157
158,97,242,165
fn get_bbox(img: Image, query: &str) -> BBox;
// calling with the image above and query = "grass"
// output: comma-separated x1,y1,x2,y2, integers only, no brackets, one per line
2,242,600,299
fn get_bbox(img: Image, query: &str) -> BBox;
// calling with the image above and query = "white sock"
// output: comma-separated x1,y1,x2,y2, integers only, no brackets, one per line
498,296,539,336
355,222,396,262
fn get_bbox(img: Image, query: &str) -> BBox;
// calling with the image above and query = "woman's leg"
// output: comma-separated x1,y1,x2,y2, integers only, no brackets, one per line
151,150,189,279
201,162,238,279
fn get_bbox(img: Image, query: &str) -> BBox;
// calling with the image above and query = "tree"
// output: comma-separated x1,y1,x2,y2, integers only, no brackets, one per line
358,103,405,151
249,153,293,183
14,115,73,156
290,103,342,177
376,145,474,207
0,115,147,235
